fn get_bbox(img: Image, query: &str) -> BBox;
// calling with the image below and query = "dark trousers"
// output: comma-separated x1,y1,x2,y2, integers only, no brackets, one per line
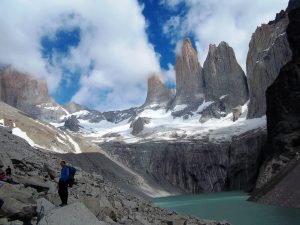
0,198,3,208
58,180,68,205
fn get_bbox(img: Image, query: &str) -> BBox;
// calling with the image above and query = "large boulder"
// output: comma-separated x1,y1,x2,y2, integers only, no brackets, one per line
0,182,36,221
38,202,105,225
130,117,151,136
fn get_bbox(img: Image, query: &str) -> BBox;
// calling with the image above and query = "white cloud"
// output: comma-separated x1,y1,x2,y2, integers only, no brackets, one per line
162,63,176,84
161,0,289,69
160,0,184,10
0,0,160,111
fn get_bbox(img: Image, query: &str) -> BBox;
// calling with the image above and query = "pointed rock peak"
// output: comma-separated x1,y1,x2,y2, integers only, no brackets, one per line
148,73,164,86
218,41,230,48
206,41,236,59
183,37,192,48
180,37,196,55
144,72,174,106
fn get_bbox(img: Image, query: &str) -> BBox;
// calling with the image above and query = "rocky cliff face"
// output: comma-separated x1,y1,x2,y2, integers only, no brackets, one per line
174,38,204,106
247,12,292,119
250,1,300,208
203,42,249,109
0,66,68,122
101,128,267,194
0,66,50,108
144,73,174,107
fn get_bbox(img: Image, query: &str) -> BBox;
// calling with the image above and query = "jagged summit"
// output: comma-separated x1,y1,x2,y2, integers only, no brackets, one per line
203,41,249,108
174,37,204,106
144,73,174,107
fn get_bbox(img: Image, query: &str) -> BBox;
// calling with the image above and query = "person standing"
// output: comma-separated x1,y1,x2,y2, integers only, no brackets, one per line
5,166,12,183
0,181,4,209
58,160,69,207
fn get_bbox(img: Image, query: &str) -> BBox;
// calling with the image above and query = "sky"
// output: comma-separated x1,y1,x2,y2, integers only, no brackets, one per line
0,0,289,111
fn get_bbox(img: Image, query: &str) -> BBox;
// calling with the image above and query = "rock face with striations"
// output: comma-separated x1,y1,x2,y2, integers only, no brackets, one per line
174,38,204,106
247,12,292,119
250,1,300,208
144,73,174,107
203,42,249,109
0,66,68,122
101,128,267,194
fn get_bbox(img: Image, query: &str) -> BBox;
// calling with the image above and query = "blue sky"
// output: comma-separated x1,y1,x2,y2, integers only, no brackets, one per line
0,0,289,111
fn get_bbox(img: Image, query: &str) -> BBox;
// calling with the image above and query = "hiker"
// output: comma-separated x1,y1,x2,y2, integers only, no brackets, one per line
0,181,4,209
5,166,12,183
58,160,69,207
0,170,5,181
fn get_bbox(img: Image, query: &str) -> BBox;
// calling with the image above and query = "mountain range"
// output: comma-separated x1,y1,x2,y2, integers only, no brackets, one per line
0,1,299,224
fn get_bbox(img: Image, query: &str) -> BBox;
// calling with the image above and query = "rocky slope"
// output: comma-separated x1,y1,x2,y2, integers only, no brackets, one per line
174,38,204,106
246,11,292,119
249,0,300,208
0,66,69,122
0,126,230,225
203,42,249,109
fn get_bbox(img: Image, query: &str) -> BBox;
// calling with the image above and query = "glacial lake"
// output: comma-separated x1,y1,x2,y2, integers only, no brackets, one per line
153,191,300,225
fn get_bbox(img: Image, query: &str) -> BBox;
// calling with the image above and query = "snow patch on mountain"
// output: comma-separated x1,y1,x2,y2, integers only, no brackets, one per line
0,119,4,127
64,133,81,154
12,127,40,148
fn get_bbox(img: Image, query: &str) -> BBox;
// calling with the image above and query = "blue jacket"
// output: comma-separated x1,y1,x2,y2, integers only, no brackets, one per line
60,166,69,183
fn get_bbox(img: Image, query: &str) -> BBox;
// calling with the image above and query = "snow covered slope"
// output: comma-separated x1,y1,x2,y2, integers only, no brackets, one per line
51,101,266,144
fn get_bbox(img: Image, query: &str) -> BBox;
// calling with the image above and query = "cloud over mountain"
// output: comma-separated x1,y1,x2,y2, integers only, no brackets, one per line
0,0,160,110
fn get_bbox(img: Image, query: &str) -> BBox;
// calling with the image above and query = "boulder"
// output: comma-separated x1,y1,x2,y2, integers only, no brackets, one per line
38,202,105,225
36,198,56,216
130,117,151,135
14,175,49,192
0,183,36,221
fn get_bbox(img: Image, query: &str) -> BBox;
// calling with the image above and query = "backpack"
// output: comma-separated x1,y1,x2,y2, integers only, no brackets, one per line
67,166,76,187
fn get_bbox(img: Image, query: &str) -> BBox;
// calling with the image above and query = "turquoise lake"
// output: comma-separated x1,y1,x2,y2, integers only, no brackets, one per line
153,192,300,225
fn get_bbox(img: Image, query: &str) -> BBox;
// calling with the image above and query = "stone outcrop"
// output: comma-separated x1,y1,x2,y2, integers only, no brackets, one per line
63,115,82,132
0,66,68,122
203,42,249,109
38,202,104,225
101,128,267,194
144,73,174,107
174,38,204,106
247,12,292,118
249,1,300,208
130,117,151,135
